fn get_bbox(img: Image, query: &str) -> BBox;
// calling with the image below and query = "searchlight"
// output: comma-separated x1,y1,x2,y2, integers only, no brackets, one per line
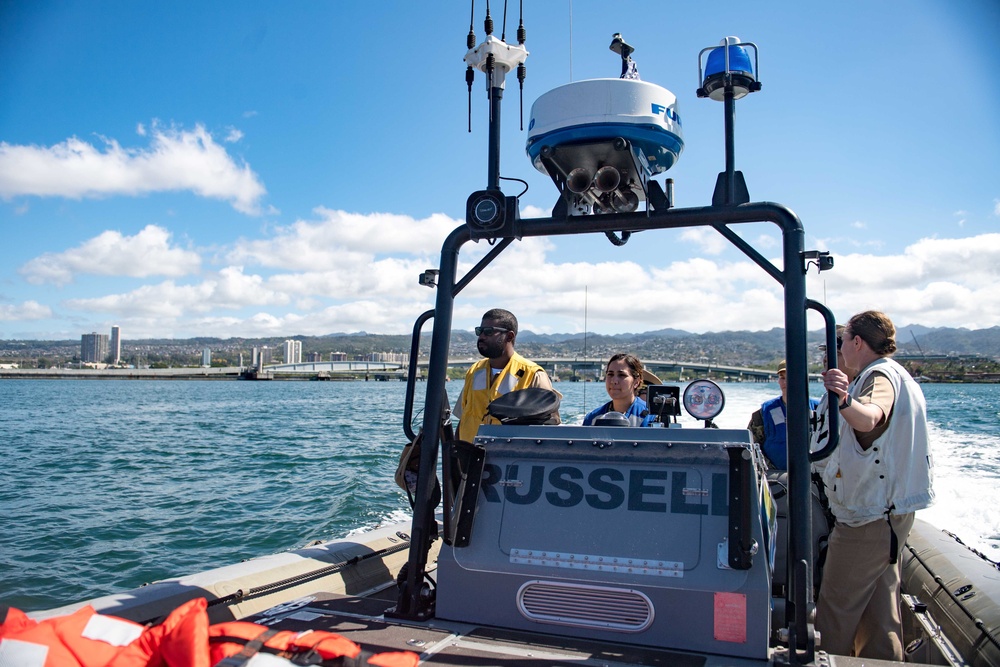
683,379,725,426
696,36,761,207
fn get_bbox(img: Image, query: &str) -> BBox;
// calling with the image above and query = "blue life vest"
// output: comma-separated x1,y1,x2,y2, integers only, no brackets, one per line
761,396,819,469
584,397,655,426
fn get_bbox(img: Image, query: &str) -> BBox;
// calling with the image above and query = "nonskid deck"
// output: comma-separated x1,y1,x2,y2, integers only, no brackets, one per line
242,586,908,667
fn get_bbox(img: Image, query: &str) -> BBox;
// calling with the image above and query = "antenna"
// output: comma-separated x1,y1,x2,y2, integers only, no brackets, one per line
582,285,588,411
462,0,528,241
465,2,476,132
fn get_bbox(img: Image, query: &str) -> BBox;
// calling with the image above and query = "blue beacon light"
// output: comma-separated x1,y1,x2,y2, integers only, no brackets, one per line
697,36,760,101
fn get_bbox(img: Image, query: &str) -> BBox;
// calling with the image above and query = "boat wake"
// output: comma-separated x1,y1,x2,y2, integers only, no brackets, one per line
919,421,1000,556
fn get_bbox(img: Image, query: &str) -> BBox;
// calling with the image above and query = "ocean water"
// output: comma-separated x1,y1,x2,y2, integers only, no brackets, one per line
1,378,998,613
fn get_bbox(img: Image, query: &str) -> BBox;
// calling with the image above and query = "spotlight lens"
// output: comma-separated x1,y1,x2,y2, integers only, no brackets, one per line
683,379,725,420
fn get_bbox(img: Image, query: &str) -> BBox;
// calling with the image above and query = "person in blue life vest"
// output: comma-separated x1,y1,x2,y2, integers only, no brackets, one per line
747,359,820,469
815,310,934,661
454,309,560,441
583,353,656,427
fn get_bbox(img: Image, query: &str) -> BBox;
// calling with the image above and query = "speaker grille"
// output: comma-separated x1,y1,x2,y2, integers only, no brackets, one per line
517,580,654,632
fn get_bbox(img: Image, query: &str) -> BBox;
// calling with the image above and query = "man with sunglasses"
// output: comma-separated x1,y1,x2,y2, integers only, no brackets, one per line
454,308,560,441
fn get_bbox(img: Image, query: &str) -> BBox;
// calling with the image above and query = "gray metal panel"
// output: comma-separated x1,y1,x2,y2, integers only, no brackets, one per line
437,425,772,660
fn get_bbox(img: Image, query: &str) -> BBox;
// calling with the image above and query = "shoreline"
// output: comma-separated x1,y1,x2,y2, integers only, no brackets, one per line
0,368,405,381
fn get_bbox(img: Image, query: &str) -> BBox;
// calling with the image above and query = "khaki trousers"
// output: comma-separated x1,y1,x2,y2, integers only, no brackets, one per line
815,512,915,660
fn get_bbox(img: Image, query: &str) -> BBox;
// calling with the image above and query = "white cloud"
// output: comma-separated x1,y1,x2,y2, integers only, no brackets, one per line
64,267,291,317
678,227,730,255
994,200,1000,216
19,225,201,286
0,123,265,214
27,218,1000,338
520,204,553,219
807,233,1000,330
0,301,52,321
225,208,460,269
224,128,244,143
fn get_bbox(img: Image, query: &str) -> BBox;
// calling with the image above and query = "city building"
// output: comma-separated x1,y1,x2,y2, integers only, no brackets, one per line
81,333,109,364
365,351,409,364
252,346,273,370
110,325,121,365
283,339,302,364
202,348,211,367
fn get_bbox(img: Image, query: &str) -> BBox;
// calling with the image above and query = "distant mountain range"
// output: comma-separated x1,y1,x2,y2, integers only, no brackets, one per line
506,325,1000,366
2,325,998,367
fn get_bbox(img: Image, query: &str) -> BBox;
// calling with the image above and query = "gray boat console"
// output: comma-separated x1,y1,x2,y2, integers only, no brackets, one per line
437,424,773,660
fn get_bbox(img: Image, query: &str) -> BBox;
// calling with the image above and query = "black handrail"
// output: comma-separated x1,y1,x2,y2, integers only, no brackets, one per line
403,310,435,443
807,299,841,463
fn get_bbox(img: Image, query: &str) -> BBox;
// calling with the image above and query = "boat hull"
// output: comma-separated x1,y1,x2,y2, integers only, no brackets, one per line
901,517,1000,666
30,521,417,625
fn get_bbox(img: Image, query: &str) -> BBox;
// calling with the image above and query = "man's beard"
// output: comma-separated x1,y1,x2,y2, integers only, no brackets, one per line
478,337,505,359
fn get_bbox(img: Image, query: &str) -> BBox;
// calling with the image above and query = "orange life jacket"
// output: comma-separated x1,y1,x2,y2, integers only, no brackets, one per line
208,619,419,666
1,597,420,667
105,597,208,667
0,604,145,667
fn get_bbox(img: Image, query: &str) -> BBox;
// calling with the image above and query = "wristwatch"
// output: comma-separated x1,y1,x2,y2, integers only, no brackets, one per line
839,394,853,410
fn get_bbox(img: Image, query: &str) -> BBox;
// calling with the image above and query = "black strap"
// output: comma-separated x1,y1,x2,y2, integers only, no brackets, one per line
886,505,899,565
214,629,280,667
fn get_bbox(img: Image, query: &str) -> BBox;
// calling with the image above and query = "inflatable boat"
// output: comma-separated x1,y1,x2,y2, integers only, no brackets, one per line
8,6,999,667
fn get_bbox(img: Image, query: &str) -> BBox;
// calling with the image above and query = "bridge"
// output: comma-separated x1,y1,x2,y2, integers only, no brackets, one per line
0,358,783,382
268,358,779,381
265,361,403,373
529,358,779,382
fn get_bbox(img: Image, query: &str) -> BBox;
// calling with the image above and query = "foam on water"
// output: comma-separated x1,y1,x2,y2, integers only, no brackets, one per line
918,422,1000,556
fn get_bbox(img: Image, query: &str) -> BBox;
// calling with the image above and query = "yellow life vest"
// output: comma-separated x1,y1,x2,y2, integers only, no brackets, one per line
457,352,542,441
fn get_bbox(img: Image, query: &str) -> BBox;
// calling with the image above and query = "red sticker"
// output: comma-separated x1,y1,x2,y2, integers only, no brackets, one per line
713,592,747,643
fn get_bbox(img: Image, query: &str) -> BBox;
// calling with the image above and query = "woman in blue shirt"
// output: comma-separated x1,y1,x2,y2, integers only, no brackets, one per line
583,353,655,427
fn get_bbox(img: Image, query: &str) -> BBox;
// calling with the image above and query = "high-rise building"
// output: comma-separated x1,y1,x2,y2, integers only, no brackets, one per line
283,339,302,364
202,348,211,367
252,346,273,370
110,325,121,365
81,333,109,364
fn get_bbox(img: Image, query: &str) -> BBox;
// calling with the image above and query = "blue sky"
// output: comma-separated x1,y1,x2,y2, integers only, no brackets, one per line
1,1,998,340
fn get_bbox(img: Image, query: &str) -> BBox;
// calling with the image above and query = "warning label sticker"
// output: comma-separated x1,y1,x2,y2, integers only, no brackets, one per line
713,591,747,643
